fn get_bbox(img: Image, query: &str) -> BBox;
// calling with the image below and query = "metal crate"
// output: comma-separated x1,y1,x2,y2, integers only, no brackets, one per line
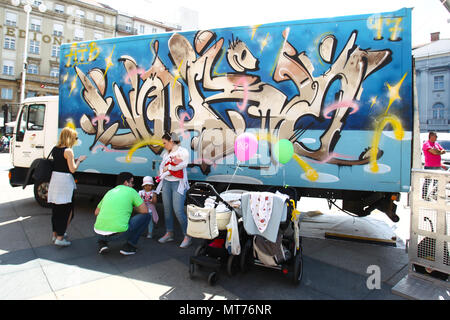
409,169,450,283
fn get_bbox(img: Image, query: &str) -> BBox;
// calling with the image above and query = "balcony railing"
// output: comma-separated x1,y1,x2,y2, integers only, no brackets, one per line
116,24,137,35
427,119,449,125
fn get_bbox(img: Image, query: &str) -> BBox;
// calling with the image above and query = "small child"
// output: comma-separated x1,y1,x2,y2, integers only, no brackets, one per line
155,155,184,183
139,176,159,238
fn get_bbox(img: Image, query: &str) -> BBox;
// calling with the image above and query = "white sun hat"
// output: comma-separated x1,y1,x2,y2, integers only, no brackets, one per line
142,176,154,186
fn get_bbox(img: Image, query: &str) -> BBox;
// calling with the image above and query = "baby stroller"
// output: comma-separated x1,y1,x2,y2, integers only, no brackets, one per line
186,182,245,285
239,186,304,285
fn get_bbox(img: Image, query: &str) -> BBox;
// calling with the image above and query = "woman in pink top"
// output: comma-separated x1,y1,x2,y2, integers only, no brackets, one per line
423,131,445,169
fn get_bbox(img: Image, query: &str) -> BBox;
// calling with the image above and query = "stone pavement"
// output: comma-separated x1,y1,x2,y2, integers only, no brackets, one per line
0,153,408,300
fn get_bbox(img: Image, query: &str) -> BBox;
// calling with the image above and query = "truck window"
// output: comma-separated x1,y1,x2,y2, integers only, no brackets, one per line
27,104,45,131
15,104,45,142
15,105,28,142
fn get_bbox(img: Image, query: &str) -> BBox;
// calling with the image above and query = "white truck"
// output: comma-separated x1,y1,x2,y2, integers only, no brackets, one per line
9,8,414,221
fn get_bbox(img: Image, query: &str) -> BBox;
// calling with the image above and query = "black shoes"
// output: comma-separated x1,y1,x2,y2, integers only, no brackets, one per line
98,240,109,254
120,243,137,256
98,240,137,256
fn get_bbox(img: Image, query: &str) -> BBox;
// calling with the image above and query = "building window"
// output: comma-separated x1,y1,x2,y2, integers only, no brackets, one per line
432,103,445,119
433,75,444,90
140,25,145,34
5,12,17,26
1,88,13,100
51,45,60,57
50,67,59,77
125,23,132,32
30,18,42,32
74,28,84,41
94,33,103,40
95,14,104,24
53,23,63,37
50,68,59,78
76,9,85,19
27,64,39,74
4,37,16,50
54,4,65,14
26,91,37,98
152,27,157,33
29,40,40,54
2,61,14,76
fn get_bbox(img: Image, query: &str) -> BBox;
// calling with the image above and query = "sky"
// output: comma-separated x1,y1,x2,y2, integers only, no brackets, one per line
105,0,450,46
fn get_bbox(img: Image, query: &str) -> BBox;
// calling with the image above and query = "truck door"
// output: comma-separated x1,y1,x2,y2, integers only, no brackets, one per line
13,103,46,168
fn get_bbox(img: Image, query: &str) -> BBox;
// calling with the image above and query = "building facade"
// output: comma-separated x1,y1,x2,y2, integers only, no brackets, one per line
413,33,450,133
0,0,193,125
116,12,179,38
0,0,116,120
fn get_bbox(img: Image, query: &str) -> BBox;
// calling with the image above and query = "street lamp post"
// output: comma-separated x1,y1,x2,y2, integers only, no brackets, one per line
11,0,47,105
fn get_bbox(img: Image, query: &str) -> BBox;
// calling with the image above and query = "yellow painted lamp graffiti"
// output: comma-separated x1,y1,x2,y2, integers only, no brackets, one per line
126,139,164,163
369,114,404,173
293,154,319,181
65,120,76,130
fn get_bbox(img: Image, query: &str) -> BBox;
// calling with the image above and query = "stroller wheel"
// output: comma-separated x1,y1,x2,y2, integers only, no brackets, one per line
208,272,218,286
189,263,195,279
227,255,240,276
240,239,253,273
195,244,207,256
292,248,303,285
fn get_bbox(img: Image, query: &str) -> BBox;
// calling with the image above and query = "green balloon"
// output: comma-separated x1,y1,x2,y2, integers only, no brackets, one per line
274,139,294,164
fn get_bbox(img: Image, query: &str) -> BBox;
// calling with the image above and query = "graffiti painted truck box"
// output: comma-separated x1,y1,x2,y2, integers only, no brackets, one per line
9,8,413,221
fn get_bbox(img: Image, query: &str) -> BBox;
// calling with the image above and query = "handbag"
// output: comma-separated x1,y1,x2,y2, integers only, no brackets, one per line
225,210,241,255
33,147,55,182
186,204,218,239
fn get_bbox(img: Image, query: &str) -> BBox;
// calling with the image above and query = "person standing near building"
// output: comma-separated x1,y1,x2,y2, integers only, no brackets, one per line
156,132,191,248
423,131,445,170
48,127,87,247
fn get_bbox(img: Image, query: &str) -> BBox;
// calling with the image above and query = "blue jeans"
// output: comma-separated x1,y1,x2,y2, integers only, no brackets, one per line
161,180,187,235
97,213,151,247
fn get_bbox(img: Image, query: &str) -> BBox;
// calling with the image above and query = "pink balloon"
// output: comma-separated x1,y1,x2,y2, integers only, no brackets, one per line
234,132,258,162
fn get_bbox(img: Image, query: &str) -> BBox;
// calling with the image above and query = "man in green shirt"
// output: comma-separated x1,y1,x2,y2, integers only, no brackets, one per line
94,172,149,255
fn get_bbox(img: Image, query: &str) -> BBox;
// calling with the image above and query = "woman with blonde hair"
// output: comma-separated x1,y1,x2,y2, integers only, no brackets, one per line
47,127,87,247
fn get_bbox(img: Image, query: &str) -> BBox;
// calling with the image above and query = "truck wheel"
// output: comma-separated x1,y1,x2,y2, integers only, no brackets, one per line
34,181,51,208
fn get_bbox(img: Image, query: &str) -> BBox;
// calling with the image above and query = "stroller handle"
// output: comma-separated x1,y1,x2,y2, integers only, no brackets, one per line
188,182,238,215
189,182,221,197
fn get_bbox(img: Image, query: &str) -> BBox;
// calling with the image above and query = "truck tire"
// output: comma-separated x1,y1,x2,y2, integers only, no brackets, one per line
34,181,51,208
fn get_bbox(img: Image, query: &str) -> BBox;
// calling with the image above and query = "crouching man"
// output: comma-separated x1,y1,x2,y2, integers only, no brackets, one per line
94,172,150,255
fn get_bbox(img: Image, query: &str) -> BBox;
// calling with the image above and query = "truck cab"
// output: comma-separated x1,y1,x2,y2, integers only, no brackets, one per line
9,96,58,206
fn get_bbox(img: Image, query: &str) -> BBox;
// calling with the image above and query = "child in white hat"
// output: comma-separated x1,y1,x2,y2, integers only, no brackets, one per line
139,176,159,238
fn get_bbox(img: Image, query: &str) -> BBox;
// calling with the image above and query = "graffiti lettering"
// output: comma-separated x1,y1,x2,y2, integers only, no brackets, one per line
73,26,399,176
368,14,403,41
65,42,101,67
369,114,404,173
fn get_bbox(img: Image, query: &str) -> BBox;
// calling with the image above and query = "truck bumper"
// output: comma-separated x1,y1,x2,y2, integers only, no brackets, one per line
9,167,29,187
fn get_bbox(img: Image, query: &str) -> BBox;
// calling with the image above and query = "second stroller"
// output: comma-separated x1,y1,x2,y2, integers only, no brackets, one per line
239,186,304,285
186,182,245,285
